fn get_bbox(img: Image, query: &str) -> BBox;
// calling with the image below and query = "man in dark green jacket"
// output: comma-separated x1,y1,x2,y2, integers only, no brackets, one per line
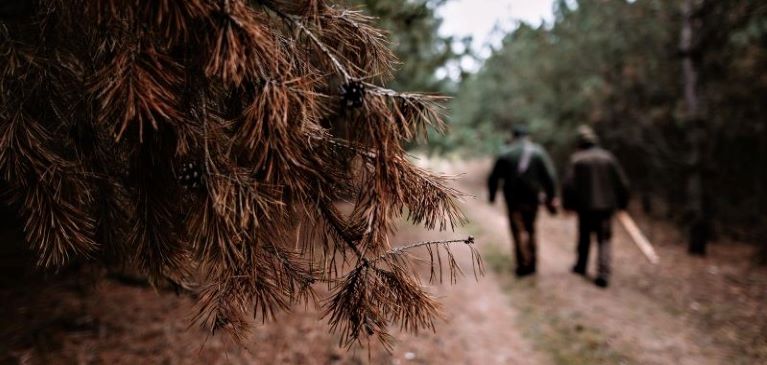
488,126,558,277
563,126,630,288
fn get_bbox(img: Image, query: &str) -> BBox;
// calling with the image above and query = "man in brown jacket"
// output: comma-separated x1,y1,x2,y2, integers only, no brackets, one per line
563,126,629,288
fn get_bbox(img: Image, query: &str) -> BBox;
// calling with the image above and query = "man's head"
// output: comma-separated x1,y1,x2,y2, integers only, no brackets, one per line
512,124,530,139
576,125,599,148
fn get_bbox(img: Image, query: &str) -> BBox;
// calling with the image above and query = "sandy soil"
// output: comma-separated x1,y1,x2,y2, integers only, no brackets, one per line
441,158,766,365
1,159,765,364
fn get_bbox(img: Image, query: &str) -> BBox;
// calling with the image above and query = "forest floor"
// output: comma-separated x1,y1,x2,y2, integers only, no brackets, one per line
1,159,766,365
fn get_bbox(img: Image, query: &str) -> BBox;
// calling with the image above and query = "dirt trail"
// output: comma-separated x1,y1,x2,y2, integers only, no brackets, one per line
460,189,720,365
382,225,551,365
429,158,758,365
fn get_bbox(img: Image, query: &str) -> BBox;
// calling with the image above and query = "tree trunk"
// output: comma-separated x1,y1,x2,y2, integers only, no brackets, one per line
680,0,710,255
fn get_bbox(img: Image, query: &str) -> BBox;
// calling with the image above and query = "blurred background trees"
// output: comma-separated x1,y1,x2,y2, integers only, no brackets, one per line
446,0,767,258
355,0,766,258
352,0,464,92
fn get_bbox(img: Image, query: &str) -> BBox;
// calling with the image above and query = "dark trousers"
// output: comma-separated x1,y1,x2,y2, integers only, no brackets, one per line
506,204,538,273
574,210,613,279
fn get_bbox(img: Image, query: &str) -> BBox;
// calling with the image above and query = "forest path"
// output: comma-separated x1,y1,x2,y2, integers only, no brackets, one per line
416,157,736,365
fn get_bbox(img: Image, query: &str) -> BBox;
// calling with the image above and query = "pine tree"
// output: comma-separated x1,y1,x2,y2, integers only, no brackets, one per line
0,0,480,347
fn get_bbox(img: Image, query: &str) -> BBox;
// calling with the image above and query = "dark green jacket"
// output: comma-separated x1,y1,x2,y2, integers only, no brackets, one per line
488,139,557,207
563,146,630,212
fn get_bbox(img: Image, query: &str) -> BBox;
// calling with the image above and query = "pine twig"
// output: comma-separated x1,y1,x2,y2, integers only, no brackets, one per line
371,236,475,264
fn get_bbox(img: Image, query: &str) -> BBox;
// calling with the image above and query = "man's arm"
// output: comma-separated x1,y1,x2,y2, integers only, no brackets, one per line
562,158,577,211
488,158,506,204
538,147,558,204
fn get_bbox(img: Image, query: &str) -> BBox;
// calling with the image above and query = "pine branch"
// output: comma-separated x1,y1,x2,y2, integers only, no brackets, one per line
0,0,477,346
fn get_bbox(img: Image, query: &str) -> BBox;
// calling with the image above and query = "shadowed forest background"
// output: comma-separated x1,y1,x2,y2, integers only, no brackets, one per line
351,0,767,259
1,0,766,364
438,0,767,257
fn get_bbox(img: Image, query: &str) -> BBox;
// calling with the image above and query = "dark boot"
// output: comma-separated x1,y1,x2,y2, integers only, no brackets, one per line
594,277,609,288
515,266,535,278
572,265,586,276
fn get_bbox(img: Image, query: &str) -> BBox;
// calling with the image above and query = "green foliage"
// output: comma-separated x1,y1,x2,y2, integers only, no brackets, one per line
452,0,677,159
352,0,458,92
451,0,767,242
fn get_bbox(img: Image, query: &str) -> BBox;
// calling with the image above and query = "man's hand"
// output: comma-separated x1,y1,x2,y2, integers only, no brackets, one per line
545,197,560,215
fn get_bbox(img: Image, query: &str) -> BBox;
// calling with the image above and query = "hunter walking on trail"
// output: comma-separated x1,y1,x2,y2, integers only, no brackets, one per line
488,126,558,277
564,126,630,288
